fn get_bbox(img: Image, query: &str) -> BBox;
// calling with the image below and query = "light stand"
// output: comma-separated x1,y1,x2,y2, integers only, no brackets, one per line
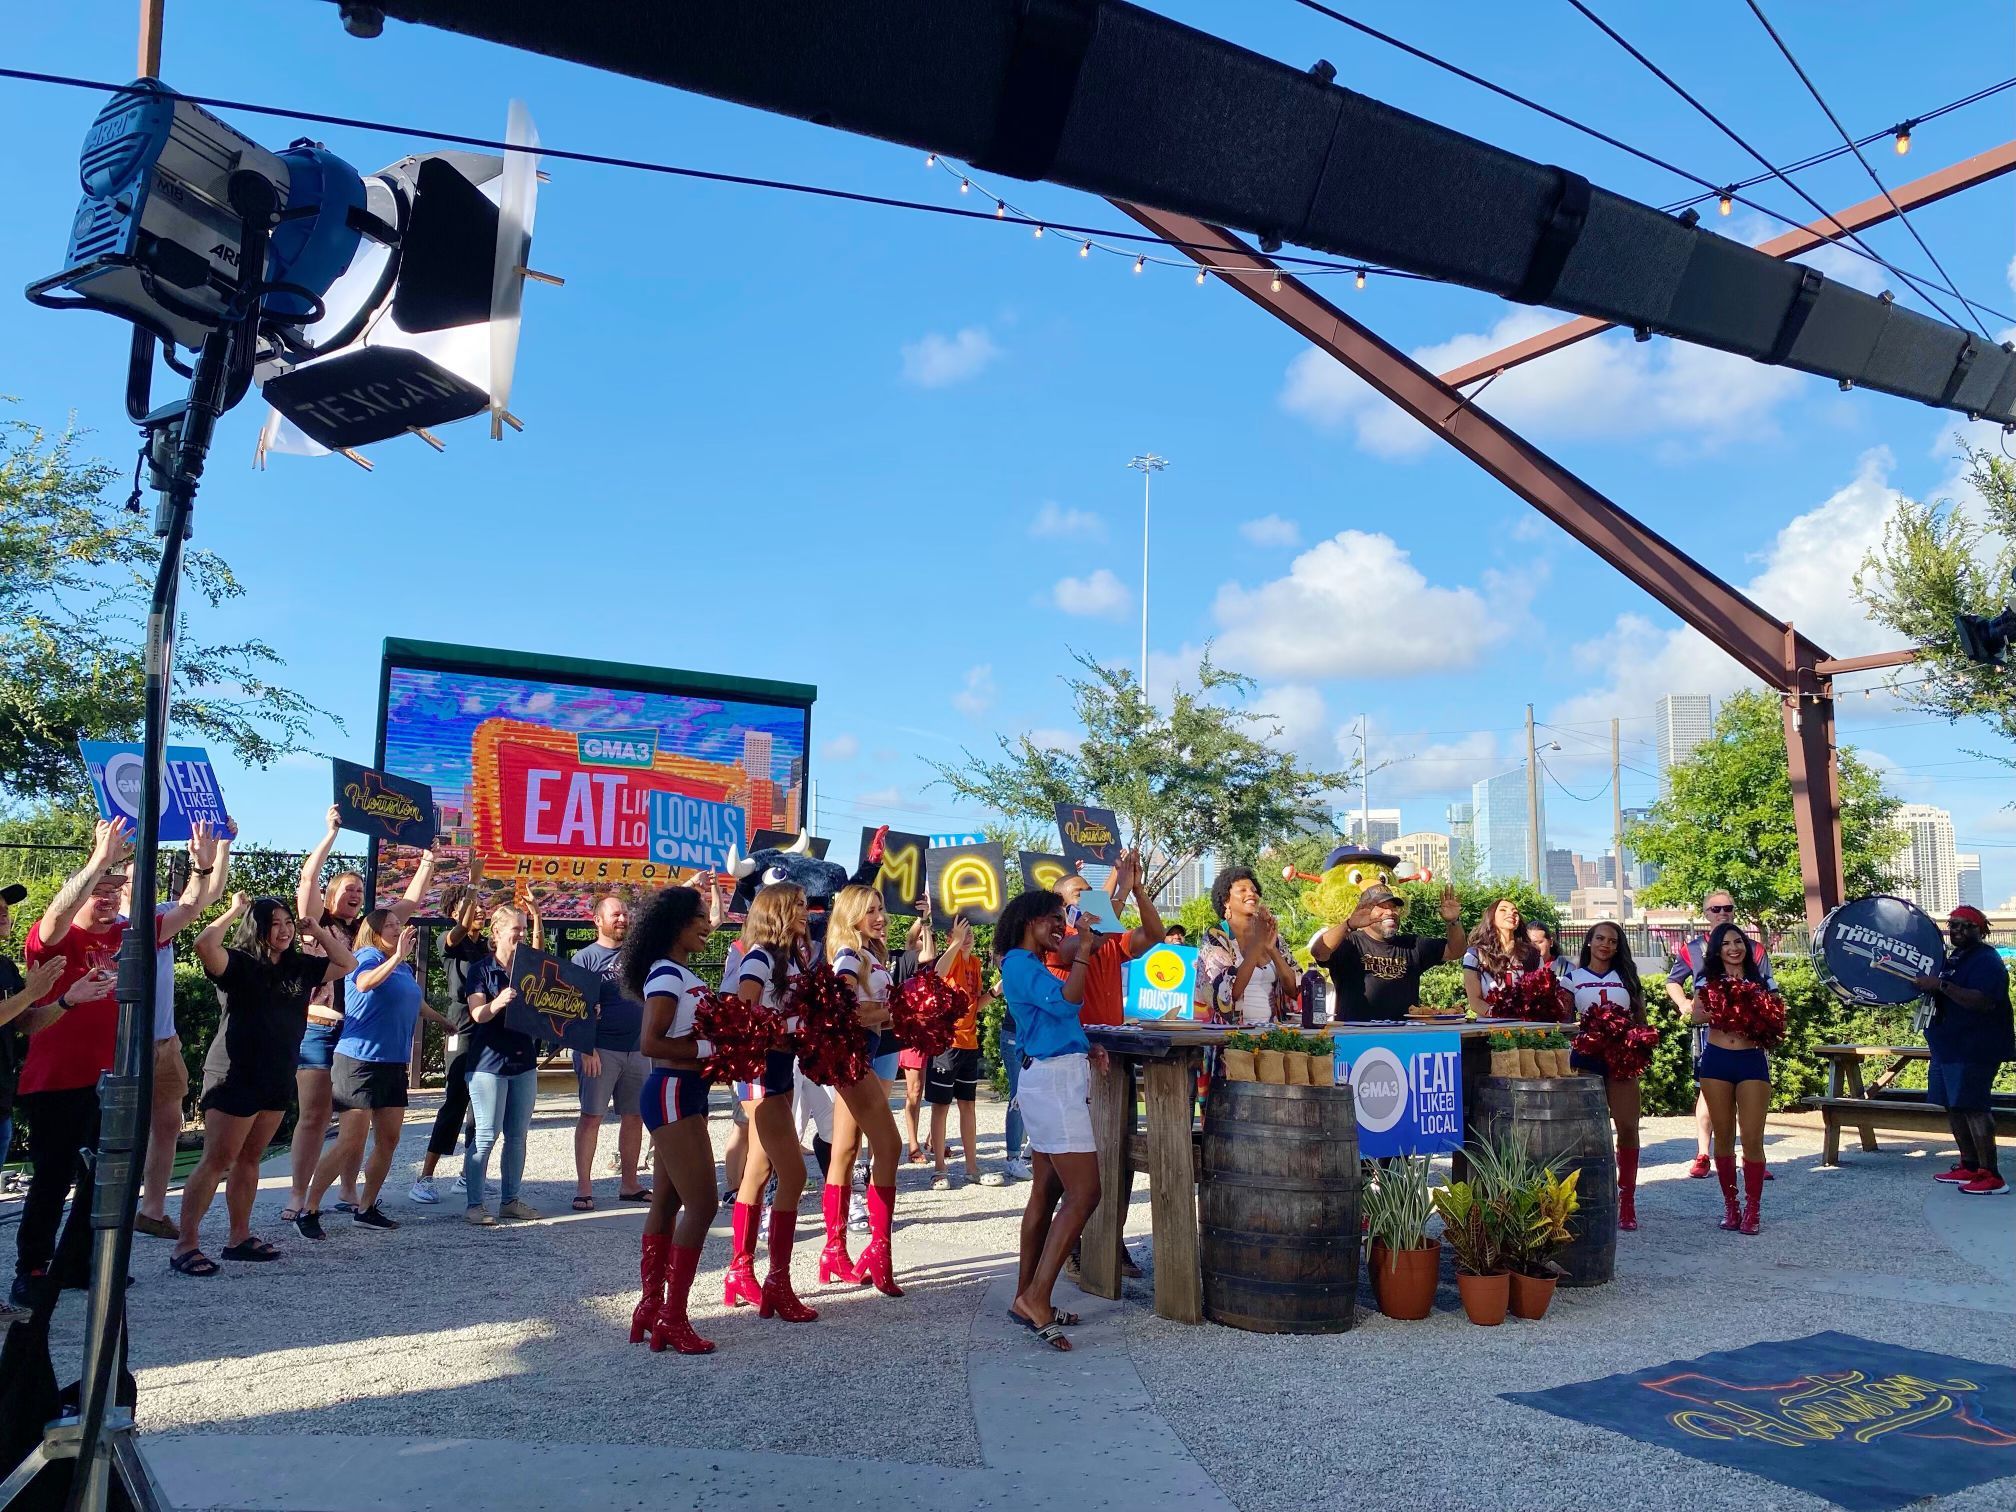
1,172,276,1512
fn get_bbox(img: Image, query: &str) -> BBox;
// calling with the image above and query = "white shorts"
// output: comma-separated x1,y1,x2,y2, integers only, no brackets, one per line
1015,1053,1095,1155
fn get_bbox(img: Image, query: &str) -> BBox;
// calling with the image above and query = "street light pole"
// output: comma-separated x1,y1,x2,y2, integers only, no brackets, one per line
1127,453,1168,698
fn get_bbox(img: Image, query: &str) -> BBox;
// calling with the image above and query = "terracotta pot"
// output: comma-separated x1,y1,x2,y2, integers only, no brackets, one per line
1509,1270,1557,1320
1221,1049,1257,1083
1456,1271,1511,1326
1488,1050,1518,1077
1370,1239,1441,1321
1255,1049,1287,1084
1282,1049,1309,1085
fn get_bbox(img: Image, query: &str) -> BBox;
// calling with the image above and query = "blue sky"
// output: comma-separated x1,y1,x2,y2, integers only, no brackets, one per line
4,0,2012,901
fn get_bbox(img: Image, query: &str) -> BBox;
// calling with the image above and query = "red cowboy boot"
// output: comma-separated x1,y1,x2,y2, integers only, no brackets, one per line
651,1243,716,1355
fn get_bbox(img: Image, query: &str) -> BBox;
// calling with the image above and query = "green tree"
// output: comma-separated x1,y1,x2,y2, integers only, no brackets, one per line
1626,690,1898,938
1,410,338,803
929,651,1350,897
1852,440,2015,767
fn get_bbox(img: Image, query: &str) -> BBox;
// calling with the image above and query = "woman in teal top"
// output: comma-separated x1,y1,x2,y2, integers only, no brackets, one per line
994,887,1107,1353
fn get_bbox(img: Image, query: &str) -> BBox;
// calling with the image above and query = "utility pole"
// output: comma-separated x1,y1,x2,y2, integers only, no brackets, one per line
1525,703,1542,888
809,778,819,837
1127,453,1168,698
1612,717,1628,921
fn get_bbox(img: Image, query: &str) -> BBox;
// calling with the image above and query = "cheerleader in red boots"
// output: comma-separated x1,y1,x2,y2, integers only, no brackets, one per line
1564,921,1648,1231
722,884,818,1322
622,882,720,1354
1684,922,1776,1235
821,884,906,1296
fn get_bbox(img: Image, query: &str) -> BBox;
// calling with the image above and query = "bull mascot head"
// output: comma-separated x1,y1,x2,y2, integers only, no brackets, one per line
724,830,854,922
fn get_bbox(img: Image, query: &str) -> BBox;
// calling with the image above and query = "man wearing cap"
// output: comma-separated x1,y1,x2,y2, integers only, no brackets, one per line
1915,906,2013,1197
1310,881,1465,1022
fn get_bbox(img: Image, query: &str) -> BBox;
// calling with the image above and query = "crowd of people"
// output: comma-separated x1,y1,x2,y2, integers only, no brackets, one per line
2,819,2010,1343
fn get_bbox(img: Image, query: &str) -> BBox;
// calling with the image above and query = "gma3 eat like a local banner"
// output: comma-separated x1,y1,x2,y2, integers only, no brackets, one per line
1333,1031,1463,1157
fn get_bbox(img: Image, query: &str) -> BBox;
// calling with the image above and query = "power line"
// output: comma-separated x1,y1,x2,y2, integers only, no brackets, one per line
1281,2,2009,325
1538,753,1614,802
0,66,1422,286
1738,0,1992,337
1560,0,1981,333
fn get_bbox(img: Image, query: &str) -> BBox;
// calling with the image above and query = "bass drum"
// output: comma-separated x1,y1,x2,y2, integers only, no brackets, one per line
1812,895,1946,1007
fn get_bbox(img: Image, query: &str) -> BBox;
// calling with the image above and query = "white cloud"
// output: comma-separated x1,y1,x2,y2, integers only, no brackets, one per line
855,786,904,809
900,327,1000,388
952,664,996,717
820,733,859,761
1552,448,1912,726
1281,309,1801,458
1246,684,1329,760
1027,728,1081,753
1362,730,1507,802
1031,502,1104,540
1053,568,1132,618
1239,514,1302,548
1210,530,1510,678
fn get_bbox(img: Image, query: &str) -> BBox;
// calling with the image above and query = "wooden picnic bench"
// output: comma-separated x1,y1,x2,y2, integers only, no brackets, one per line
1803,1044,2016,1165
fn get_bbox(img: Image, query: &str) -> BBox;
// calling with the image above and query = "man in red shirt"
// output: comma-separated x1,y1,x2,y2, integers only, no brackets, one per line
12,818,188,1305
1046,849,1163,1280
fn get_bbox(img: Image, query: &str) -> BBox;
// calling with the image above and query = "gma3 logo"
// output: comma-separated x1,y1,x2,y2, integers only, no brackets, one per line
576,729,658,769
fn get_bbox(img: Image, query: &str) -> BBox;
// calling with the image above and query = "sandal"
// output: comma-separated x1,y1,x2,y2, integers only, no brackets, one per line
1029,1319,1072,1352
133,1214,178,1240
1008,1308,1081,1328
618,1189,651,1203
334,1201,361,1216
169,1250,219,1278
220,1239,280,1262
571,1196,595,1211
277,1208,301,1223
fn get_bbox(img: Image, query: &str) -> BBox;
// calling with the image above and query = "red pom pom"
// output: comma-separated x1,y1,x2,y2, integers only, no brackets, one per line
1698,976,1787,1049
790,962,872,1087
1488,967,1572,1023
1572,992,1657,1080
891,972,971,1060
694,991,783,1084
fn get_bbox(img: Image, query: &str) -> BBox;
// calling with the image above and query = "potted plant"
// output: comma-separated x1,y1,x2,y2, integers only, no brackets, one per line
1506,1167,1582,1319
1298,1033,1334,1087
1364,1154,1440,1320
1254,1027,1290,1084
1487,1031,1519,1078
1265,1027,1309,1085
1514,1030,1543,1078
1430,1180,1510,1325
1221,1031,1258,1083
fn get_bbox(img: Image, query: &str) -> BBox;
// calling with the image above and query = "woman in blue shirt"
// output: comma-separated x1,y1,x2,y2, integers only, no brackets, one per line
302,908,449,1232
994,887,1105,1352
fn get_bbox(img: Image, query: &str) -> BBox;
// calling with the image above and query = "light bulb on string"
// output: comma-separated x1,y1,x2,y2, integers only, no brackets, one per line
1270,273,1282,292
995,199,1006,219
1195,268,1207,286
1033,224,1044,238
1079,240,1092,257
1133,255,1146,274
959,177,970,194
1894,122,1913,155
1718,190,1733,216
1355,268,1366,290
926,153,937,168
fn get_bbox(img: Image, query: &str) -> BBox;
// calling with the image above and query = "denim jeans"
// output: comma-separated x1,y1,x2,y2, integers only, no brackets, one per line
1000,1023,1024,1162
464,1068,537,1210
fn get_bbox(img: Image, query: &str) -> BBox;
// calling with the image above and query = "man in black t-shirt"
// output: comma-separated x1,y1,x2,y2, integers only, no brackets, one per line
1310,884,1465,1022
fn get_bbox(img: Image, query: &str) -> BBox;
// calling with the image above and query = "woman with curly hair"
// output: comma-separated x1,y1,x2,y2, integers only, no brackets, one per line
620,882,722,1354
721,884,817,1323
1196,866,1297,1026
1565,920,1647,1230
820,883,906,1297
1461,897,1539,1015
1682,921,1774,1235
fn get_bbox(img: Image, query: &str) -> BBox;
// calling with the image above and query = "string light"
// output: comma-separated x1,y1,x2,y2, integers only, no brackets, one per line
1134,254,1146,274
1079,239,1091,257
1195,267,1207,285
1032,224,1043,238
994,199,1006,218
1270,273,1282,292
1893,120,1914,155
1355,268,1366,290
925,153,937,168
1717,189,1734,215
958,176,969,193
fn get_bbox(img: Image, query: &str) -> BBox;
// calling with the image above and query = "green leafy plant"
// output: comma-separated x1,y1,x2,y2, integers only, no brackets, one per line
1364,1153,1437,1260
1259,1027,1302,1052
1223,1030,1259,1052
1506,1168,1583,1277
1430,1180,1508,1277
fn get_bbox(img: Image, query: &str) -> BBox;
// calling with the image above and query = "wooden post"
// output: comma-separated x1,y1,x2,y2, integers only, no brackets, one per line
1079,1054,1130,1301
138,0,164,75
1142,1052,1202,1324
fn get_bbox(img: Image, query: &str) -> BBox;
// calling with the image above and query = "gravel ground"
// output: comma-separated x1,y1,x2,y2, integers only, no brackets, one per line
1125,1116,2016,1512
27,1091,2014,1512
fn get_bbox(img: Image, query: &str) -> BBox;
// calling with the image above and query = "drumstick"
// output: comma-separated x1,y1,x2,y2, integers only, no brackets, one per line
1869,958,1922,982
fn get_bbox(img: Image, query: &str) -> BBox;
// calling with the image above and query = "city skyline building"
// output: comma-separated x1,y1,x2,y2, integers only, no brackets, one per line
1393,831,1454,883
1655,694,1714,795
1891,804,1960,917
1345,807,1403,849
1472,768,1545,885
1544,847,1578,904
1957,852,1984,912
1445,801,1475,876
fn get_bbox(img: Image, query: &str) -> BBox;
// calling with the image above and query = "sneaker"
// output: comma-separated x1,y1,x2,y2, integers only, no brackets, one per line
930,1173,951,1192
977,1170,1008,1187
498,1199,542,1221
465,1207,498,1226
408,1178,440,1204
9,1271,46,1309
1686,1154,1712,1179
1934,1164,1982,1185
848,1192,869,1233
292,1210,326,1242
1004,1158,1034,1181
449,1173,466,1193
353,1204,400,1230
1959,1173,2009,1196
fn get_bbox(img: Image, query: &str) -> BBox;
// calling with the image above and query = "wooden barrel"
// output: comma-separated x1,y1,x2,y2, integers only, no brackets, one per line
1199,1079,1360,1333
1473,1077,1616,1288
